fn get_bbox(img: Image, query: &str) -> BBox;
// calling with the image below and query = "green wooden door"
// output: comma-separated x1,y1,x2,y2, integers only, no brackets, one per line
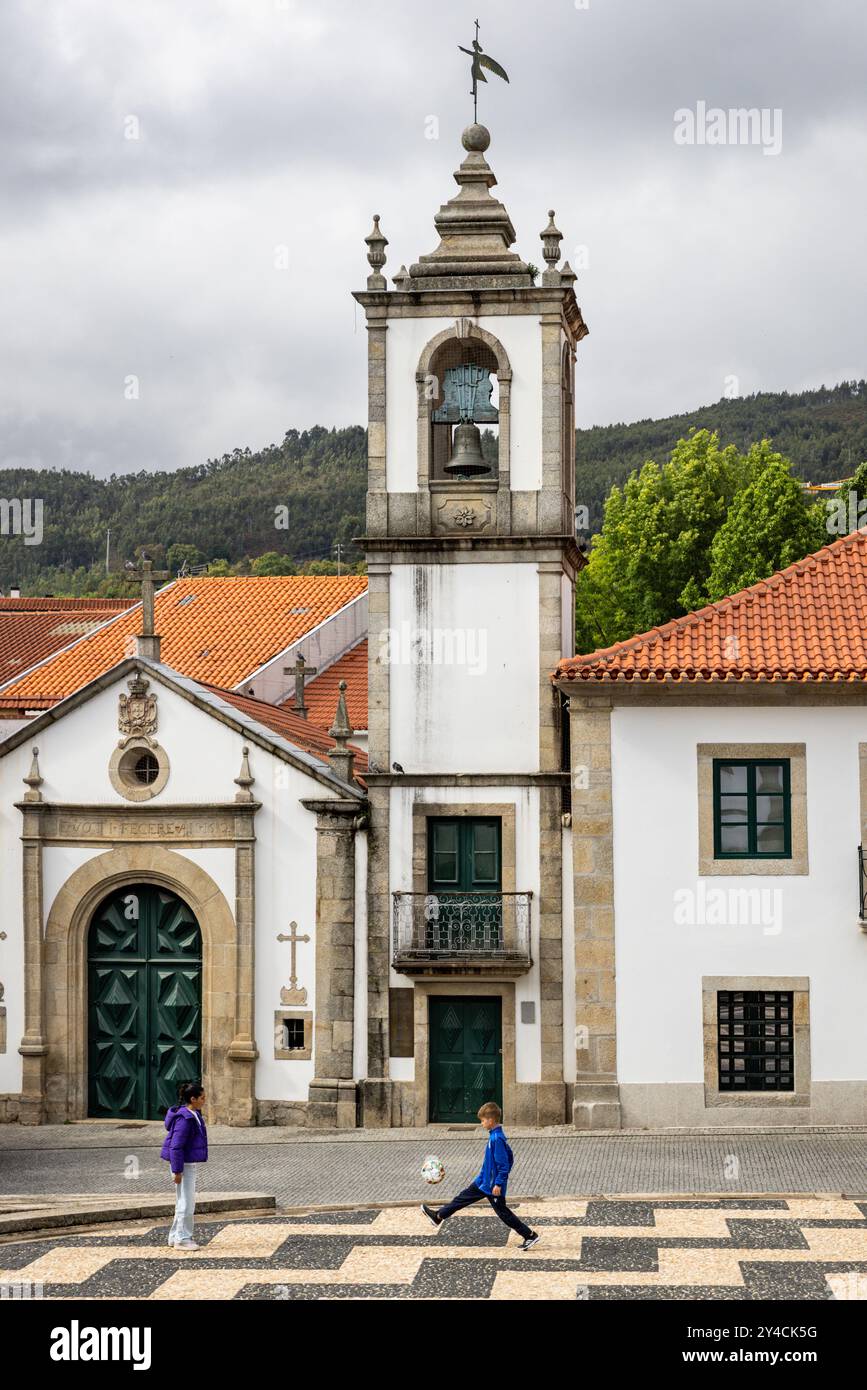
87,885,202,1120
428,818,502,952
429,996,502,1123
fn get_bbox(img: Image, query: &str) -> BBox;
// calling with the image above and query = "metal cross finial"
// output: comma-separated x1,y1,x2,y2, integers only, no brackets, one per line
276,921,311,995
459,20,509,124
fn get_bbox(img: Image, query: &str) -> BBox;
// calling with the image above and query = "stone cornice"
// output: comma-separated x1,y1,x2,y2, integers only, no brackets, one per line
351,286,588,342
358,533,586,569
364,772,569,787
558,678,867,707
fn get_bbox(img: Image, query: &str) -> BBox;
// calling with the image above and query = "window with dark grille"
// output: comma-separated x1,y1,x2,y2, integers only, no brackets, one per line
713,759,791,858
283,1018,305,1050
717,990,794,1091
133,752,160,785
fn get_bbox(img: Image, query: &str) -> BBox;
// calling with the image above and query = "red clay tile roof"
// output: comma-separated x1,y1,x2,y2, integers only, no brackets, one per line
203,684,367,785
0,599,136,685
0,575,368,711
0,597,133,611
283,639,368,731
556,531,867,684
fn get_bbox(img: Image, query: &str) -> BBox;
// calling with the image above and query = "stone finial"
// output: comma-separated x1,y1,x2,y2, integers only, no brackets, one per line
407,127,533,287
392,264,410,288
365,214,388,289
560,259,577,287
234,745,255,803
541,209,563,285
23,746,43,803
327,680,356,786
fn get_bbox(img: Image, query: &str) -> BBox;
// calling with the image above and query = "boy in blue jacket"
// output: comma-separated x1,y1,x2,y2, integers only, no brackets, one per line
422,1101,540,1250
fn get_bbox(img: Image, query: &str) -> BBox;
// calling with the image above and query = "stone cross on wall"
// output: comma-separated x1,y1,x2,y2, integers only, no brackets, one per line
277,921,310,1005
284,654,317,720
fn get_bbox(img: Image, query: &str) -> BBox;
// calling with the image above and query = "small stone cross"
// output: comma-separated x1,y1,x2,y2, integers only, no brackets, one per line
284,654,318,720
277,921,311,1005
124,553,169,638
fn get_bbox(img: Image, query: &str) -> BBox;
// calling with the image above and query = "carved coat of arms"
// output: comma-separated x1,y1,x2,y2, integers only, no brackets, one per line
118,675,157,747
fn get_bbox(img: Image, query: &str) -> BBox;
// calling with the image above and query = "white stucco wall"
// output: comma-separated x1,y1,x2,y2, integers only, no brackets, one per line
388,563,539,774
0,667,341,1108
388,782,542,1085
611,703,867,1087
385,314,543,493
243,594,368,705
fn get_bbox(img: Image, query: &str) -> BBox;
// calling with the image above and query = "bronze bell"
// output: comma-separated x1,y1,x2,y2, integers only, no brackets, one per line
444,419,490,478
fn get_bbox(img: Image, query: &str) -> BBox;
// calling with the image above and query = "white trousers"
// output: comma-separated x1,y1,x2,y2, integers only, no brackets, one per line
168,1164,197,1245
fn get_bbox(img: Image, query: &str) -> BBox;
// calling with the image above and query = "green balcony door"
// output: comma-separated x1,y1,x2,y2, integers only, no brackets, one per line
87,884,202,1120
428,818,502,952
429,996,502,1122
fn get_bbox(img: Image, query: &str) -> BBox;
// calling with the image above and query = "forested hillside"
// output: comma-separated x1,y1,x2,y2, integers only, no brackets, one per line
0,382,864,595
575,380,867,529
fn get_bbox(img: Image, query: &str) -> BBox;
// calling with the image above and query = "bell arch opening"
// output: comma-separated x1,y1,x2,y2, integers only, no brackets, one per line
416,325,512,501
427,337,499,481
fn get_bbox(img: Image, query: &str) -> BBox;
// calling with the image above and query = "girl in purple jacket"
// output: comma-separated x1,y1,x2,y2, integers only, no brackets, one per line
161,1081,208,1249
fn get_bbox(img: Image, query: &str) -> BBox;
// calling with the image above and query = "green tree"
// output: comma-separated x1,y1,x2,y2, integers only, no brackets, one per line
250,551,297,576
575,430,743,650
703,454,825,601
166,543,204,574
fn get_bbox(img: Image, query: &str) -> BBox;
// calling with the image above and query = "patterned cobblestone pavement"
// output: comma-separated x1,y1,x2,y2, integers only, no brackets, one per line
2,1130,867,1205
3,1199,867,1300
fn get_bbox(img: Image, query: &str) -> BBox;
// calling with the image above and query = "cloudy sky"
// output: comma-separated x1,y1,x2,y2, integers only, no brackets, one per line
1,0,864,476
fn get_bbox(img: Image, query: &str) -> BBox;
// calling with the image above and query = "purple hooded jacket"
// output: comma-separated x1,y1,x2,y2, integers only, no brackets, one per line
160,1104,208,1173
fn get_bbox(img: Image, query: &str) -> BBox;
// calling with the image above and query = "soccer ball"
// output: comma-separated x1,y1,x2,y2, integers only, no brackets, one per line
421,1154,445,1185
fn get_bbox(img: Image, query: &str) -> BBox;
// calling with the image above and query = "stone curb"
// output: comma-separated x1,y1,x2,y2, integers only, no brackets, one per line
0,1192,275,1238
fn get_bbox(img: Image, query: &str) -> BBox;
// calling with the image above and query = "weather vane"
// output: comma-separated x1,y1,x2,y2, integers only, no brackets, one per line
459,19,509,124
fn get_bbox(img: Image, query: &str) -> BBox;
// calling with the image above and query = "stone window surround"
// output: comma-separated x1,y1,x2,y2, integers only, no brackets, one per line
702,975,810,1108
273,1009,313,1061
412,979,517,1126
411,801,517,898
697,743,808,876
405,800,528,965
109,736,170,802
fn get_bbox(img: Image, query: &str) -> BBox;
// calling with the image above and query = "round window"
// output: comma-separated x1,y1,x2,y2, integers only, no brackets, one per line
132,751,160,785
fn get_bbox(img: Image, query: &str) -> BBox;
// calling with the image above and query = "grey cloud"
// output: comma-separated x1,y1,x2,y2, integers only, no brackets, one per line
1,0,865,474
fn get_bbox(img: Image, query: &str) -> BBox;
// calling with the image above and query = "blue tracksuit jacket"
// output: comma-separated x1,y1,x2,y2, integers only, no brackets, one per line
474,1125,514,1195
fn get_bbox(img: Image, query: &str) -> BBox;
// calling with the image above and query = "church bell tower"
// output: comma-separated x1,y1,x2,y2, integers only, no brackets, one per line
353,114,589,1127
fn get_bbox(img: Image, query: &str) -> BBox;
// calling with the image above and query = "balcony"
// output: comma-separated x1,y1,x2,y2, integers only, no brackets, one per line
392,890,533,977
860,845,866,926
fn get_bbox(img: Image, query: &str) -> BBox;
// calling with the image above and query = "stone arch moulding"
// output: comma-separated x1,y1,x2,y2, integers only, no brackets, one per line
415,322,513,529
43,846,254,1127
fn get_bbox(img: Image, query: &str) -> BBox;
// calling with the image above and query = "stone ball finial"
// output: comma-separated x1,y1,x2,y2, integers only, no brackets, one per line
364,214,388,288
541,209,563,270
462,123,491,152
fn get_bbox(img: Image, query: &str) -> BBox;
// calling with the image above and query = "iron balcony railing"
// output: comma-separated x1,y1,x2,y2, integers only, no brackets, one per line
392,890,532,961
860,844,866,921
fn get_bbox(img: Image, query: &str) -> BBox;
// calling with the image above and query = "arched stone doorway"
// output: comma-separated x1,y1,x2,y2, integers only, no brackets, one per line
39,846,256,1126
87,884,202,1120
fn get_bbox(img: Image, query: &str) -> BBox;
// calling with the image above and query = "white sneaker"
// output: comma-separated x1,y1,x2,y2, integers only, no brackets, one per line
175,1239,199,1250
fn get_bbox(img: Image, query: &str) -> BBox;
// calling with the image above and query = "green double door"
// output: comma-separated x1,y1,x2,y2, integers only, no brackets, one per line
87,885,202,1120
429,997,502,1123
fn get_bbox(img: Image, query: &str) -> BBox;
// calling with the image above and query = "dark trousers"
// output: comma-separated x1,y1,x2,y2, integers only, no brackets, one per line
436,1182,533,1240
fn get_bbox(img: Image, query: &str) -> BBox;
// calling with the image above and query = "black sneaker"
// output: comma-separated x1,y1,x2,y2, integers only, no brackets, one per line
519,1231,541,1251
421,1204,442,1231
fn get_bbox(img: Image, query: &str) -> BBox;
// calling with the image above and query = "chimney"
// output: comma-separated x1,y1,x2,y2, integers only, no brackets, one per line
10,585,20,599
